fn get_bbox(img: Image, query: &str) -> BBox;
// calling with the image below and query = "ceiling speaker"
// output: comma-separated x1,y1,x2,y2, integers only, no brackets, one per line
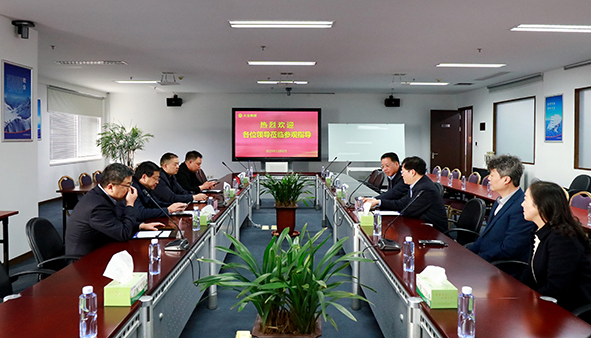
384,95,400,107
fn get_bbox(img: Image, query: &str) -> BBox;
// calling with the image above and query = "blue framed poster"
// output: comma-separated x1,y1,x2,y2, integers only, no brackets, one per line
37,99,41,140
2,60,32,142
545,94,563,142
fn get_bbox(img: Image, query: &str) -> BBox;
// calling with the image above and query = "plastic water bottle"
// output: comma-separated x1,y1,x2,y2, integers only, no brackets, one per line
587,203,591,226
461,176,467,190
79,286,97,338
487,181,492,197
321,166,326,178
193,209,201,231
356,196,363,212
448,173,453,186
403,236,415,272
249,166,254,178
458,286,476,338
373,211,382,237
437,171,441,183
149,238,161,275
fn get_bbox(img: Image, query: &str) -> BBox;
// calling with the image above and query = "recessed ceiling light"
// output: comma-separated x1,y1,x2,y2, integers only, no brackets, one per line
248,61,316,66
436,63,506,68
401,82,449,86
511,24,591,33
115,80,158,84
229,20,333,28
55,60,128,65
257,80,308,84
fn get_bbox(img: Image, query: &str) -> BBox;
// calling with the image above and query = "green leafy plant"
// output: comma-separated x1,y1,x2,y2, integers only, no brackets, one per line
96,123,153,167
259,173,314,207
195,225,373,335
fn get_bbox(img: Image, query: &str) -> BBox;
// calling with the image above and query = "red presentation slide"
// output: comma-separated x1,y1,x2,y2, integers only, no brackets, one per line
234,110,319,159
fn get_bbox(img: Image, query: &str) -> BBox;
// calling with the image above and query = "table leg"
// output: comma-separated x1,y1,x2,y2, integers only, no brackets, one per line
2,218,8,274
62,195,67,240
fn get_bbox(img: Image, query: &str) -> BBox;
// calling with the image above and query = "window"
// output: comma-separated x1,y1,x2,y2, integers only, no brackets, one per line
494,97,535,164
575,86,591,170
47,87,104,165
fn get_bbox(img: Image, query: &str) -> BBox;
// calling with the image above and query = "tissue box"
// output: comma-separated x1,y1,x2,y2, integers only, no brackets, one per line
359,212,374,234
200,214,209,226
416,274,458,309
104,272,148,306
326,177,331,186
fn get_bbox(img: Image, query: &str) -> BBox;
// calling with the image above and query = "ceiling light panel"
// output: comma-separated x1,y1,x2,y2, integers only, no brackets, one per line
55,60,128,65
248,61,316,66
436,63,506,68
229,20,333,28
511,24,591,33
257,80,308,84
115,80,158,84
401,82,449,86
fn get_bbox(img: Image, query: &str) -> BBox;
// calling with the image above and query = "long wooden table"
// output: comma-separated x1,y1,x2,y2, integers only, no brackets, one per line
320,174,591,338
427,173,499,202
0,174,256,337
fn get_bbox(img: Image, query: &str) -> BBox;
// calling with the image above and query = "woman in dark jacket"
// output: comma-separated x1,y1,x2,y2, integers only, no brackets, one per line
520,180,591,311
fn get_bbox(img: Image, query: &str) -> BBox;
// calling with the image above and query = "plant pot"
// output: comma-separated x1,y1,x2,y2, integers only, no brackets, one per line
274,205,298,237
251,314,322,338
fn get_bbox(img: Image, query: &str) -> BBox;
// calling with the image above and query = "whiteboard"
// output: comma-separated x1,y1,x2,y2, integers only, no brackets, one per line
328,124,405,162
495,97,535,164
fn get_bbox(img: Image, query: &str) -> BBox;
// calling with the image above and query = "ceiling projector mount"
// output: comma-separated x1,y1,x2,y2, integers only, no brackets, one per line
158,72,181,86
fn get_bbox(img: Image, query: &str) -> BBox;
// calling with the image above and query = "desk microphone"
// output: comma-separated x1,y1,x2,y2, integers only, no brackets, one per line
378,190,424,251
237,161,248,171
324,156,338,172
221,161,235,175
346,170,378,207
142,189,189,251
332,161,352,187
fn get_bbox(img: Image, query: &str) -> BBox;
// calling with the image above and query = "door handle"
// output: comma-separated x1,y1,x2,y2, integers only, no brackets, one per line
431,152,438,160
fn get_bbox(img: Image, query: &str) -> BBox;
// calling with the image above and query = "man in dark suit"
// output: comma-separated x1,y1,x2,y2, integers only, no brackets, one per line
363,152,409,208
468,155,536,273
122,161,187,221
152,152,207,204
177,150,217,194
65,163,162,256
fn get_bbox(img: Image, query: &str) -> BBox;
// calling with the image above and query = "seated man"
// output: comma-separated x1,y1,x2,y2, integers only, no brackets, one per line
122,161,187,221
177,150,217,194
373,156,448,232
363,152,409,208
65,163,161,256
468,155,536,270
152,152,207,204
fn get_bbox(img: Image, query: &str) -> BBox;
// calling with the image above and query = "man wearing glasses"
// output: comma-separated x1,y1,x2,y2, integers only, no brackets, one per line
153,152,207,203
124,161,187,221
363,152,408,209
66,163,162,256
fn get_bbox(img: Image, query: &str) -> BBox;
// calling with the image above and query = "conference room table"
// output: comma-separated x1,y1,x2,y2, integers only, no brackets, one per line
426,173,499,202
0,173,257,338
320,174,591,338
0,211,17,274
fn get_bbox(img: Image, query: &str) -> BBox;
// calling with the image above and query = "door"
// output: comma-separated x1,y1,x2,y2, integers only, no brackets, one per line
430,110,462,173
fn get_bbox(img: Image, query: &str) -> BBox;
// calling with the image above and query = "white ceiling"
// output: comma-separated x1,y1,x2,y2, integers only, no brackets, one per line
2,0,591,95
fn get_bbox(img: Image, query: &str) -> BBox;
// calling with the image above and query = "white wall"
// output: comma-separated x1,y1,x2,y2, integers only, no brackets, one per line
36,80,107,202
108,92,457,177
0,15,39,259
457,66,591,188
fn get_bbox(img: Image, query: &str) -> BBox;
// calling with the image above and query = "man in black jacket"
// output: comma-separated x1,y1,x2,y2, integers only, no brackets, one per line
177,150,217,194
363,152,409,207
152,152,207,203
65,163,161,256
121,161,187,221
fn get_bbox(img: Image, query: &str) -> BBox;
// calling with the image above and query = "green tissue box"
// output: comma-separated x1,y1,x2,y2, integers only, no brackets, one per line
416,274,458,309
359,212,374,234
200,214,208,226
104,272,147,306
326,177,331,186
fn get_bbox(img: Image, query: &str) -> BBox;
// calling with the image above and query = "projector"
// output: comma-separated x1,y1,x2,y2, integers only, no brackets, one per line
384,95,401,107
166,94,182,107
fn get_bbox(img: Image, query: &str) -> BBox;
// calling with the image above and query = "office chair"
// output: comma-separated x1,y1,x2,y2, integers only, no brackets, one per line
570,191,591,209
441,167,450,178
92,170,102,184
467,172,481,184
451,168,461,179
366,169,385,193
0,264,53,301
566,174,591,199
481,175,490,187
58,176,78,215
432,166,441,175
79,172,92,187
491,260,529,278
434,182,445,197
443,198,486,245
25,217,81,274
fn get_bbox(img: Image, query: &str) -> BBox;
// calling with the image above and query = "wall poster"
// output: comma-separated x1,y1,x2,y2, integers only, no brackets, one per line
2,60,32,142
545,94,563,142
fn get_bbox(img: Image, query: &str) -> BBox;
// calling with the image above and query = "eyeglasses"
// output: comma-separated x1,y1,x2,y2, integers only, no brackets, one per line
117,183,132,188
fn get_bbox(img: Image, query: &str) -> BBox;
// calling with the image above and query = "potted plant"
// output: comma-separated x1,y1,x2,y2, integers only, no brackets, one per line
259,173,313,236
96,122,153,167
195,226,373,337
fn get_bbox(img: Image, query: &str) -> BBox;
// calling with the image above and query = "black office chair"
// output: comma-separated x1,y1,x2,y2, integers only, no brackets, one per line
443,198,486,245
58,176,78,215
490,260,529,278
0,264,53,301
434,182,445,197
25,217,81,274
365,169,385,193
566,174,591,199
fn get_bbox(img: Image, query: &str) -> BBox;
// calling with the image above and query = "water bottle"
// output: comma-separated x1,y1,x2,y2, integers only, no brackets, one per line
249,166,254,178
487,181,492,197
587,203,591,226
448,173,453,186
458,286,476,338
356,196,363,212
149,238,161,275
373,211,382,237
403,236,415,272
79,286,97,338
193,209,201,231
461,176,467,190
437,171,441,182
207,196,214,207
321,166,326,178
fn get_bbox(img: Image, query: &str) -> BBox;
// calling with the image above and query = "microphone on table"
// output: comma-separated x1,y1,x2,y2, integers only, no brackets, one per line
221,161,235,175
142,189,189,251
378,190,425,251
331,161,352,187
346,170,377,208
237,161,248,171
324,156,338,172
